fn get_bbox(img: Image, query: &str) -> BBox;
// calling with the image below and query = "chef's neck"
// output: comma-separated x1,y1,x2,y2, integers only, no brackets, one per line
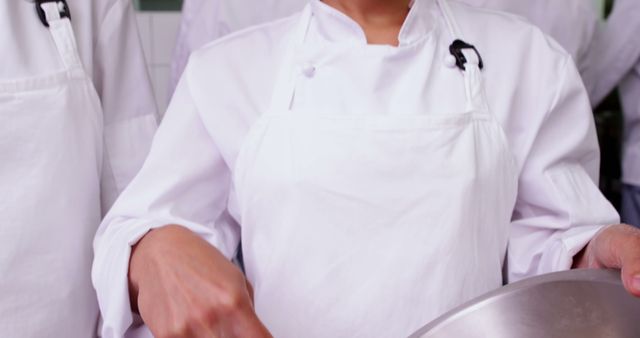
322,0,411,46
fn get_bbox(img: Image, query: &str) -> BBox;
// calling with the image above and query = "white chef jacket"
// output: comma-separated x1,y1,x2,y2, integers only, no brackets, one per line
1,1,156,337
580,0,640,186
170,0,599,99
620,63,640,186
0,0,158,209
94,1,620,337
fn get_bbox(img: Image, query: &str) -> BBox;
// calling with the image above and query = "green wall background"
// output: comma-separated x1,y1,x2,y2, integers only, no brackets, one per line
134,0,183,11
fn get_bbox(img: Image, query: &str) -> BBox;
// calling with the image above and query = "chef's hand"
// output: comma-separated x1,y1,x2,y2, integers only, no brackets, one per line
129,225,273,338
574,224,640,297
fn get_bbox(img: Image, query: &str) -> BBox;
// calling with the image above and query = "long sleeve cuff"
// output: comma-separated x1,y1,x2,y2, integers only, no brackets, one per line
539,224,604,273
92,218,228,338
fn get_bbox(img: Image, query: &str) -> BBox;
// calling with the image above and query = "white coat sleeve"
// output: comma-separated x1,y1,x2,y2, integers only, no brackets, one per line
508,55,620,283
619,63,640,186
92,69,240,338
573,5,598,80
93,0,159,213
582,0,640,107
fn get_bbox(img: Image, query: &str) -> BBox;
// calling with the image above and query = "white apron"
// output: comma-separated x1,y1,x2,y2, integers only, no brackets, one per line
233,0,518,337
0,3,102,337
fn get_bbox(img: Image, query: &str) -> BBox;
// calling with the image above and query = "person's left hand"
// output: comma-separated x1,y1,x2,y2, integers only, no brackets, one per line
573,224,640,296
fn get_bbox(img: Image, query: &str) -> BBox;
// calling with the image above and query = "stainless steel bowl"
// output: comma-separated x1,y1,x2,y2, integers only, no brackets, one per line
410,269,640,338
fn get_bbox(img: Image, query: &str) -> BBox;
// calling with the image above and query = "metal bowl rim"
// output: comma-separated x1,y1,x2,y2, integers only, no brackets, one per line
409,269,621,337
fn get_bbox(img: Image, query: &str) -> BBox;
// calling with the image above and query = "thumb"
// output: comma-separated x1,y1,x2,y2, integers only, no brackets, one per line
620,251,640,297
616,226,640,297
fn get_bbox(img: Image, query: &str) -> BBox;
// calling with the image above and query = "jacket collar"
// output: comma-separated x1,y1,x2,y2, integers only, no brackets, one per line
310,0,437,46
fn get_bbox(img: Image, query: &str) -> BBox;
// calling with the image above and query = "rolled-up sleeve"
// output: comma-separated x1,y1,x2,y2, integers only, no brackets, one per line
508,56,620,282
93,0,159,212
92,70,240,338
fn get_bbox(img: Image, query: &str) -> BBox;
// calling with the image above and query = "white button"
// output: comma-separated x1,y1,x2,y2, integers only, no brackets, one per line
444,54,457,68
301,63,316,78
58,2,66,13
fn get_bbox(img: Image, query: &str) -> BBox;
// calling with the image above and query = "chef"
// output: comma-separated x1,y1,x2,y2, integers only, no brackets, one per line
580,0,640,227
0,1,157,337
93,0,640,337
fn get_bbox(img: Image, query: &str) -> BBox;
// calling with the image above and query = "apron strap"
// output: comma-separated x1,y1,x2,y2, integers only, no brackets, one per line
436,0,489,112
36,0,71,27
39,1,83,71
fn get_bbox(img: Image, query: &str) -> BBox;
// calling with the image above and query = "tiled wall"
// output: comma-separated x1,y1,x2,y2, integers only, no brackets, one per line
136,11,182,116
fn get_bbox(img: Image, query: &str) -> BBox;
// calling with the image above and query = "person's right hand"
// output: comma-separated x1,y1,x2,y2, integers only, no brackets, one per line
129,225,272,338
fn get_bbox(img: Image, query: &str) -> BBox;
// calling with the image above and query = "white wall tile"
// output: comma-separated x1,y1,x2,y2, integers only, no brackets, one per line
136,10,182,118
150,12,182,65
135,13,153,64
152,65,172,115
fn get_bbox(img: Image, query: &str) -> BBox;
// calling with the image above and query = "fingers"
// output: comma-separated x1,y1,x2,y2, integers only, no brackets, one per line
598,224,640,297
229,282,272,338
232,307,273,338
584,224,640,298
130,225,273,338
205,279,269,338
245,279,255,306
149,294,266,338
617,227,640,297
216,280,270,338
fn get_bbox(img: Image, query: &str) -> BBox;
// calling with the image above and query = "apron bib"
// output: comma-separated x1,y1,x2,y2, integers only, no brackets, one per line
0,3,102,337
233,1,518,336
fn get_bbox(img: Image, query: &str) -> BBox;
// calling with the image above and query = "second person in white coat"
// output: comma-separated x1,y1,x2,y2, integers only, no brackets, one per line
581,0,640,227
0,0,157,337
